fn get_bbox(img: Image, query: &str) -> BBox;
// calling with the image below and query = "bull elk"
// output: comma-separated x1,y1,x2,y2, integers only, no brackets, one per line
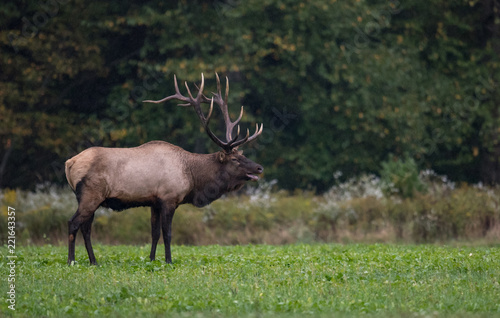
65,73,263,265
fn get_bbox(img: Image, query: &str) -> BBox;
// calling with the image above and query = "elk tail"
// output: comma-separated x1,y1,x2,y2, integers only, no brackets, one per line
65,158,77,190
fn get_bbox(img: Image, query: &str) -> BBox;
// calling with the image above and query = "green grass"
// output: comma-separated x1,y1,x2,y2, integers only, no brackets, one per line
1,244,500,317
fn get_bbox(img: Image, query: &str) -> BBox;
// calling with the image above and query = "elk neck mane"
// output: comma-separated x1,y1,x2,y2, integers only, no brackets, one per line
181,151,241,207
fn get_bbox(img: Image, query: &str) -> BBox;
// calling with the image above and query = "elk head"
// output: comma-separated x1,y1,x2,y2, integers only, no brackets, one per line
144,73,264,185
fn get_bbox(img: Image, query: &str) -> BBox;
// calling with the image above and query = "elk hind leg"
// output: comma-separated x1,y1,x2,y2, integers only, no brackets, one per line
68,211,80,265
80,213,97,265
68,193,101,265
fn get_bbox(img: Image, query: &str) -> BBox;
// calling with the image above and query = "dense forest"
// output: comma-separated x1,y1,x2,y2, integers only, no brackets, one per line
1,0,499,192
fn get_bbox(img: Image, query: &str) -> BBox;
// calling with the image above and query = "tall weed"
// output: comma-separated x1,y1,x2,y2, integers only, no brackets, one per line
314,175,387,241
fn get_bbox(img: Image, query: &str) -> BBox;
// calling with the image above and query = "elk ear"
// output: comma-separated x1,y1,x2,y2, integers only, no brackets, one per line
231,148,243,155
218,152,226,163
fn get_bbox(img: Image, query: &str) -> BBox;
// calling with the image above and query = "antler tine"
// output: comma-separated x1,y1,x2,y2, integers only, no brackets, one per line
203,97,228,149
184,73,208,104
235,106,244,125
224,105,244,142
187,73,210,123
193,83,211,103
143,74,191,105
230,128,250,148
211,73,244,143
224,76,229,106
198,73,205,100
231,123,263,148
249,123,264,141
227,125,241,146
215,72,221,98
206,96,214,121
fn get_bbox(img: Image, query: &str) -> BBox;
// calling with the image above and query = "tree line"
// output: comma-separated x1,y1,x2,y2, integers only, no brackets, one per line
1,0,499,191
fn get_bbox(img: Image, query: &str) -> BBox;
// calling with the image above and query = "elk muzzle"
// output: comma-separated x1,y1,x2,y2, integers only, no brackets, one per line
246,164,264,181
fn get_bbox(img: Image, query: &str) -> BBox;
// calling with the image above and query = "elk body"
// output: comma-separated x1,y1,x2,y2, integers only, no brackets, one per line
65,74,263,265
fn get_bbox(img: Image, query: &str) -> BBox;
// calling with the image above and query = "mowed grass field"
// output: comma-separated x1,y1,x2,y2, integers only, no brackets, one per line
1,243,499,317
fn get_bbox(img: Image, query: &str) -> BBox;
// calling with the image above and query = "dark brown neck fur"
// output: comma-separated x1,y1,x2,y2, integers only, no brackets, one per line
181,153,242,207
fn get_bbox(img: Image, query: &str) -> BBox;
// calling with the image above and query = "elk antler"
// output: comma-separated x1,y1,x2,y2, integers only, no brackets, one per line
143,73,263,152
210,73,263,149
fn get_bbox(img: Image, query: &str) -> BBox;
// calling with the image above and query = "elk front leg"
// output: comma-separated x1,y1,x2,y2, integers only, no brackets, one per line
149,205,161,261
160,203,176,264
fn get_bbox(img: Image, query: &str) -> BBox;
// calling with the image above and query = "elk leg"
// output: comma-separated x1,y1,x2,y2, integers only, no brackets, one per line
80,213,96,265
149,205,161,261
68,191,101,265
160,204,176,264
67,211,81,265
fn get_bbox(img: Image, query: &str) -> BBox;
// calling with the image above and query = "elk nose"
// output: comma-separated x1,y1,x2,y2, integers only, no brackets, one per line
256,165,264,174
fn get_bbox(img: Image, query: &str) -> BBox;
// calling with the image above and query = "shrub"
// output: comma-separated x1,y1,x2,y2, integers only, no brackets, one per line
1,185,76,243
411,184,500,242
314,174,388,241
380,155,426,198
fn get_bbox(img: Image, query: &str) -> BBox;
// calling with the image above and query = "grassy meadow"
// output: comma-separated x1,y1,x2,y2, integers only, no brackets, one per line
1,243,500,317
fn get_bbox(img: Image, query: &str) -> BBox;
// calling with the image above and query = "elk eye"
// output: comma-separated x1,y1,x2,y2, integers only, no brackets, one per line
231,158,238,162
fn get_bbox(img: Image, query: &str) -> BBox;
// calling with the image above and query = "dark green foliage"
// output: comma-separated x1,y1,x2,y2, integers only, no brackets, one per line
1,0,499,190
380,155,426,198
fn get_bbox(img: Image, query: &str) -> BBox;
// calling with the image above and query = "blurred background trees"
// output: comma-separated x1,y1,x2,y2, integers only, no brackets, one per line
1,0,499,191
